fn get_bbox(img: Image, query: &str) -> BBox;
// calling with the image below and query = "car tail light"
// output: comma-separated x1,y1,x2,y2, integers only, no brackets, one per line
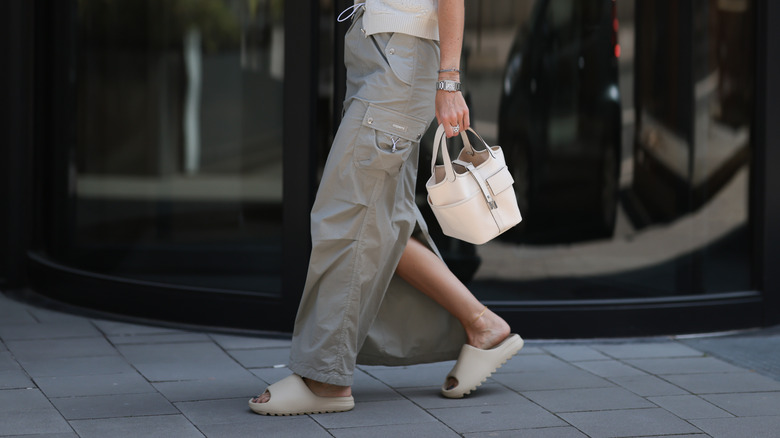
612,0,621,58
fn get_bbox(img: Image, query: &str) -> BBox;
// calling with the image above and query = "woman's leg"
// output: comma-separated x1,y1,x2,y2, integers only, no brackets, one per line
395,237,510,350
252,236,509,403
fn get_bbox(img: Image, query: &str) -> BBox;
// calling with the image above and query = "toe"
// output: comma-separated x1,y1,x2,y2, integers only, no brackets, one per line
445,376,458,391
250,390,270,404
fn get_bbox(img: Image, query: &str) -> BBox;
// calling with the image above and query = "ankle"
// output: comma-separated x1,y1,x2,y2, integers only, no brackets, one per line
465,307,511,349
302,377,352,397
468,306,489,332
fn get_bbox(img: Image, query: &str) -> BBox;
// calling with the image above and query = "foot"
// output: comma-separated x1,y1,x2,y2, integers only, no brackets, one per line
251,376,351,404
445,308,511,390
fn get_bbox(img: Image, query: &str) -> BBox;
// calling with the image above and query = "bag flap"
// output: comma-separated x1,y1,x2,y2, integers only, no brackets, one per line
486,167,514,195
362,103,429,142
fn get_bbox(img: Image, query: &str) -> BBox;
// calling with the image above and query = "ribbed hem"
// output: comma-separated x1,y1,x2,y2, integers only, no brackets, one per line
363,14,439,41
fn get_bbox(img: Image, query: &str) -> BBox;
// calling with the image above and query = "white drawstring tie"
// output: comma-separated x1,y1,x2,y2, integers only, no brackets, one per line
337,2,366,22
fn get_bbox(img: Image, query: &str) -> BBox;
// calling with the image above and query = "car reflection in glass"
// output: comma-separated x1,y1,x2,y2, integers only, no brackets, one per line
498,0,622,244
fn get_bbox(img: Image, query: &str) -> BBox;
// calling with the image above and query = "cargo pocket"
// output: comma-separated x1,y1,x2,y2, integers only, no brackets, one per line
383,33,417,86
354,103,429,176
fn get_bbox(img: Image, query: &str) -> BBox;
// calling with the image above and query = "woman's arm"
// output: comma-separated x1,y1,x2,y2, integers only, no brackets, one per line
436,0,470,138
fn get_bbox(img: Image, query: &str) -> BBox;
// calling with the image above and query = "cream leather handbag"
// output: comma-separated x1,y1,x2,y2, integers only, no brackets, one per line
426,124,522,245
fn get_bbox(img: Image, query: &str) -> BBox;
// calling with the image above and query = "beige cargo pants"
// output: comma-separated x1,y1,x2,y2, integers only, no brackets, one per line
288,11,466,386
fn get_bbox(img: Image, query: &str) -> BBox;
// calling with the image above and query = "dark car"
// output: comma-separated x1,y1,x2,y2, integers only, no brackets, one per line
498,0,622,244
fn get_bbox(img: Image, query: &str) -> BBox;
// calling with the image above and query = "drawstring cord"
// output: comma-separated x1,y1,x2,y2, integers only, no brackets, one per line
337,2,366,22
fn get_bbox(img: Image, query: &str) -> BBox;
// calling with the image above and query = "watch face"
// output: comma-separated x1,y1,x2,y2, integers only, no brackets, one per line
438,81,460,91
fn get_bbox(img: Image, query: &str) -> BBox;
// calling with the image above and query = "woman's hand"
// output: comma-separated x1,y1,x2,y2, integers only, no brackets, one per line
436,89,470,138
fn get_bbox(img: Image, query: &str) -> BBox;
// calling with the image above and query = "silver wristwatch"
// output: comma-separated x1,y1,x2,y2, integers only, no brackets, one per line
436,80,461,92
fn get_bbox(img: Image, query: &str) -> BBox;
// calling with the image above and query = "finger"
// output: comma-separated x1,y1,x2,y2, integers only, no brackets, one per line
449,122,461,138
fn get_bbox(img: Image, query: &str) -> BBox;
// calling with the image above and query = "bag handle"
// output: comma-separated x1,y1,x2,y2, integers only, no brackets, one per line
431,125,497,181
458,127,496,160
431,124,456,181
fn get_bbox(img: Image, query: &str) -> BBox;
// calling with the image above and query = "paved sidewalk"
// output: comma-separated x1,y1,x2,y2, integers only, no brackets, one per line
1,292,779,438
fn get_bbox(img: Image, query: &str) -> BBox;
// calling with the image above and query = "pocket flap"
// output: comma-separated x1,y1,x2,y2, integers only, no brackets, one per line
362,103,429,143
486,167,514,195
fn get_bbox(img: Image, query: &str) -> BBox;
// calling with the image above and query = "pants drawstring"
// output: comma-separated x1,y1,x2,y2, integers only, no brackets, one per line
337,2,366,23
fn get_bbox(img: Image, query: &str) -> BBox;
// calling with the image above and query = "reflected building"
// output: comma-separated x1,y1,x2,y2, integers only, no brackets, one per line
2,0,779,337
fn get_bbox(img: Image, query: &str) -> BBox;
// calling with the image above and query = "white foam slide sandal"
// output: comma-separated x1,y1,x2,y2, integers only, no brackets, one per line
441,333,524,398
248,374,355,416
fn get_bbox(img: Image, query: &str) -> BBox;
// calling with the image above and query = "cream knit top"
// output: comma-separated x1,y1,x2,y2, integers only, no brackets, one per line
361,0,439,41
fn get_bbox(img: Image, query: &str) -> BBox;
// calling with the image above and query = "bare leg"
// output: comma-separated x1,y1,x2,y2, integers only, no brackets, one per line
395,237,511,351
253,237,508,403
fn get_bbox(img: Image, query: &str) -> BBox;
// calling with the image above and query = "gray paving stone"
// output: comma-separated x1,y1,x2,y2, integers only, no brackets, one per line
5,338,117,362
2,434,79,438
177,397,258,426
0,296,37,325
626,356,748,375
0,351,20,372
593,342,703,359
498,353,579,373
248,366,292,387
397,382,526,409
0,370,34,389
608,374,689,397
26,307,86,323
542,345,610,362
91,319,183,336
70,414,205,438
664,372,780,394
0,321,101,341
51,392,178,420
560,408,703,437
427,399,564,433
117,342,249,381
648,394,733,419
490,368,613,391
702,392,780,416
682,333,780,382
524,387,655,413
153,373,264,402
18,355,135,378
637,436,710,438
197,417,332,438
359,362,453,389
311,399,436,429
228,347,292,368
463,426,588,438
512,345,546,355
210,334,292,350
34,372,155,397
0,389,72,436
573,360,647,377
108,332,212,345
330,422,460,438
692,416,780,438
0,310,36,325
350,368,404,402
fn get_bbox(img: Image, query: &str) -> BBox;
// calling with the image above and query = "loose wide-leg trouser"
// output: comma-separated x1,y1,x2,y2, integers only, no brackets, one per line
287,14,465,386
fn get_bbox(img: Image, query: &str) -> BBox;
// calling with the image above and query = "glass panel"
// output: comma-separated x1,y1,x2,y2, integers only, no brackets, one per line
67,0,285,293
420,0,753,299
